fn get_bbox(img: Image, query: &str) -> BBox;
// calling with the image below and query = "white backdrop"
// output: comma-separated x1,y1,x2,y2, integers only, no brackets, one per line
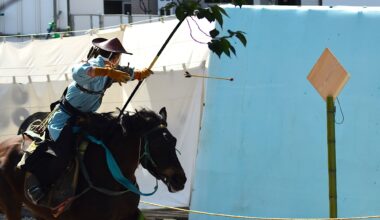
119,18,211,208
0,17,212,209
0,28,124,83
323,0,380,6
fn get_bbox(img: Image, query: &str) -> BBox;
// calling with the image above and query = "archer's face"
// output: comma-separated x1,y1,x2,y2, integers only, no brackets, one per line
111,54,121,66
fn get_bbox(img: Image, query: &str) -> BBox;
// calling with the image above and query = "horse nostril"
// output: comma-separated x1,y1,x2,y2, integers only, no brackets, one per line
174,172,187,185
182,175,187,184
169,136,176,146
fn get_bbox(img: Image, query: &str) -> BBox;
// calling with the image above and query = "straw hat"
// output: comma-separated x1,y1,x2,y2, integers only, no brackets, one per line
92,37,132,55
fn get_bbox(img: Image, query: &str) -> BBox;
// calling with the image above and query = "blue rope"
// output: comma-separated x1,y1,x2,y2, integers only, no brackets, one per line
73,127,158,196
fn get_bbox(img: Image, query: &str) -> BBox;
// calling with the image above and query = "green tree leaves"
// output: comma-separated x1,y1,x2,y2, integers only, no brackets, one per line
164,0,247,58
207,29,246,57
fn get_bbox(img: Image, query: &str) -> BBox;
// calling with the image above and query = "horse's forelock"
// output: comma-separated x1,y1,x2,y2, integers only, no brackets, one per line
136,109,164,126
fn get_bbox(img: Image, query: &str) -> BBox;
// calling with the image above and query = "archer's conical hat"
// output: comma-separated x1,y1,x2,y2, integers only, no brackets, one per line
92,37,132,55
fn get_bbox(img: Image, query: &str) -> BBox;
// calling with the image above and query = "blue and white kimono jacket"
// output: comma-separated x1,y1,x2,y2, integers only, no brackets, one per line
48,56,133,141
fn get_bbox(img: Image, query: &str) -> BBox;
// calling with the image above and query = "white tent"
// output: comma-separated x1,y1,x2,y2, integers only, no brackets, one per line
120,18,211,208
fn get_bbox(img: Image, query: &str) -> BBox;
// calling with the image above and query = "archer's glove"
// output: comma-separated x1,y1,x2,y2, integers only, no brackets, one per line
134,68,153,81
93,67,130,83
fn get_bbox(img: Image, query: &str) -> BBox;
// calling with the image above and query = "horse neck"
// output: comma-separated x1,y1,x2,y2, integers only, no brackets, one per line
0,135,26,164
82,132,142,190
111,133,142,177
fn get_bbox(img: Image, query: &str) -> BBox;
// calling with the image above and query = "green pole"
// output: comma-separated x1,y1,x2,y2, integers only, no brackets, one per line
327,96,338,218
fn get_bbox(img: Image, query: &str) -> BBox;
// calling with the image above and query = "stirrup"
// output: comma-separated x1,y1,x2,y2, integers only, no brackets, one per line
25,172,46,205
26,185,45,204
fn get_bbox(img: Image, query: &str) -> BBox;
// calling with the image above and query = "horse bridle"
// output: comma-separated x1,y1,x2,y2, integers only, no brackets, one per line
139,123,169,176
73,124,166,197
73,118,174,198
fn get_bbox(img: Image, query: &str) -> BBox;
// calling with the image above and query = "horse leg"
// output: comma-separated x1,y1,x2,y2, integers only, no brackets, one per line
1,200,22,220
1,199,22,220
123,208,145,220
0,195,22,219
0,177,22,220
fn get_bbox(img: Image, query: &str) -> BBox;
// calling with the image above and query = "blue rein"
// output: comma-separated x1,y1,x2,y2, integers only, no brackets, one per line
73,127,158,196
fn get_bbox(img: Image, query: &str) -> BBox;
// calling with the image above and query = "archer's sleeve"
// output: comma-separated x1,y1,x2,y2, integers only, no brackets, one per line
72,62,95,84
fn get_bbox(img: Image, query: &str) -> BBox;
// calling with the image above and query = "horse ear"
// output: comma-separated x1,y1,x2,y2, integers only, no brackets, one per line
120,113,131,135
159,107,167,121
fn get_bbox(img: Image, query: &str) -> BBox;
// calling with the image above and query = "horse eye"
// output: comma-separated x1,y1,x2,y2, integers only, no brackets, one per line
163,132,173,141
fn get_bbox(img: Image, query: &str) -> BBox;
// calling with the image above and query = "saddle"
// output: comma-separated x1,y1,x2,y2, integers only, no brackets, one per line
18,129,88,217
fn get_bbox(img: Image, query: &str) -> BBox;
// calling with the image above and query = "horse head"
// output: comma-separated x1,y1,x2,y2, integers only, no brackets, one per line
121,107,187,192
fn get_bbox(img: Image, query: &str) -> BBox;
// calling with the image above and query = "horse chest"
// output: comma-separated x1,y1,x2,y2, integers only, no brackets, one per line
64,192,140,220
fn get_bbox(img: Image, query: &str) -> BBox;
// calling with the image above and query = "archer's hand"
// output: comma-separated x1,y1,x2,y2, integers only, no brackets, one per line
134,68,153,81
92,67,130,83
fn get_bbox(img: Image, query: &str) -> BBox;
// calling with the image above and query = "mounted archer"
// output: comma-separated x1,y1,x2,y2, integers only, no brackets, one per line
19,37,153,205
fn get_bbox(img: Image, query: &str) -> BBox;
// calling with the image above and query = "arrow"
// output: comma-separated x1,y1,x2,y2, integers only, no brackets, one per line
185,71,233,81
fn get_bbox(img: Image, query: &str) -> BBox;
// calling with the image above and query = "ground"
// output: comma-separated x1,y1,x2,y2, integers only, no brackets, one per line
0,208,189,220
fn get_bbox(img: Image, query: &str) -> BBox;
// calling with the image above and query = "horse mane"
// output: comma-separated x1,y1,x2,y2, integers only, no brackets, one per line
77,108,163,138
121,108,165,136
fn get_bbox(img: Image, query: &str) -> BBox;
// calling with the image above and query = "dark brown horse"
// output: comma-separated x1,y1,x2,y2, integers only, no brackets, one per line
0,107,187,220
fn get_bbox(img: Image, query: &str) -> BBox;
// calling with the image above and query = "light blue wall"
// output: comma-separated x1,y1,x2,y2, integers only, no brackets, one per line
190,6,380,219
